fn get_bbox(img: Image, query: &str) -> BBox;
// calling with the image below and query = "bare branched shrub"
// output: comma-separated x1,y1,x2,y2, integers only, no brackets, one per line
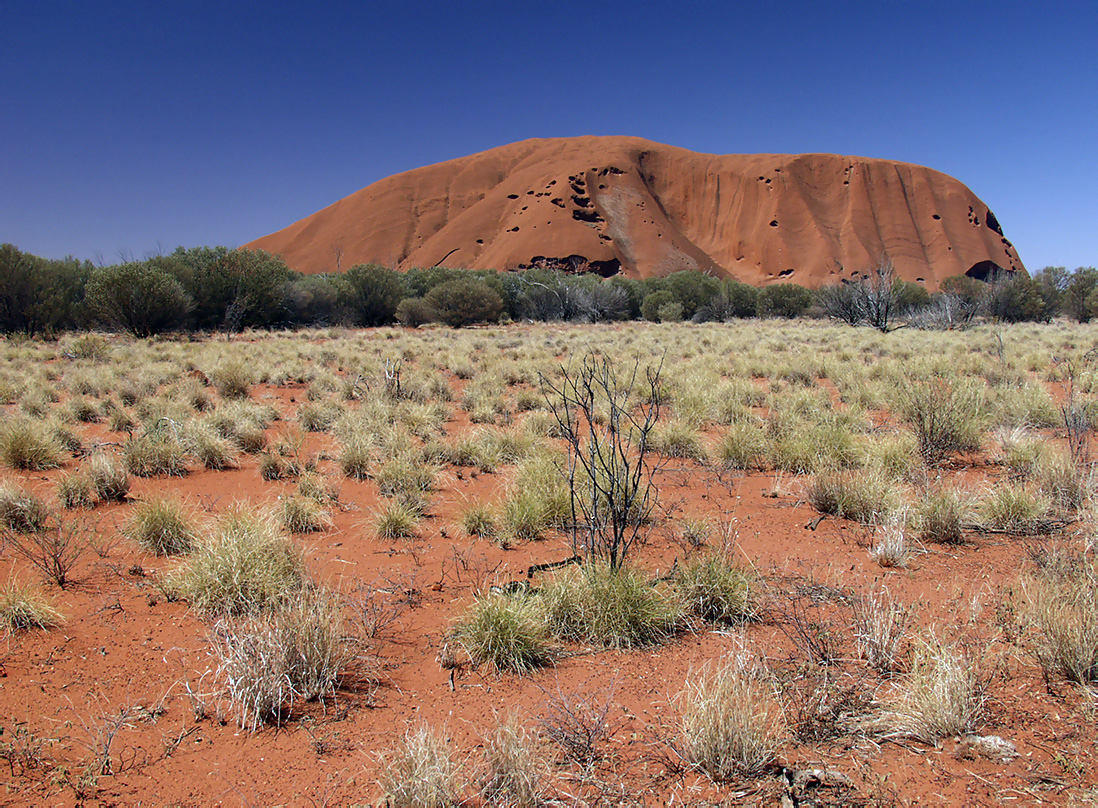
379,724,460,807
676,651,782,780
4,513,92,589
542,354,663,570
537,681,618,765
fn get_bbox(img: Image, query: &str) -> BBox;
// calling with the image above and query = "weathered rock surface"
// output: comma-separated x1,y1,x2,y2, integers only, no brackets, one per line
246,136,1024,289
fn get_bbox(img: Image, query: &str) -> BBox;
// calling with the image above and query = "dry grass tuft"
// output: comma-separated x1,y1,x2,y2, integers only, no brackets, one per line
676,651,782,780
379,724,460,808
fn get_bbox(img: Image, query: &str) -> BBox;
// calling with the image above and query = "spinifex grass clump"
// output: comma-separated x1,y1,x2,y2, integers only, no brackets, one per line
0,482,51,532
452,593,551,673
165,506,305,616
880,637,983,743
373,500,420,540
279,495,330,534
540,564,682,649
125,498,199,555
123,431,189,477
88,452,130,502
673,553,757,624
0,419,64,470
915,486,970,545
806,469,898,524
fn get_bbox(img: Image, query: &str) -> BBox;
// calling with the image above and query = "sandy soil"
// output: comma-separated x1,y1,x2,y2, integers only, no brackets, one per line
1,327,1095,806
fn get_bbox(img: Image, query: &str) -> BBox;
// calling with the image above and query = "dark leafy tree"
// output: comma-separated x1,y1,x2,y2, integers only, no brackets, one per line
757,283,812,318
1064,267,1098,323
640,290,676,322
664,271,721,319
0,245,91,335
339,264,406,326
281,274,340,326
85,262,193,337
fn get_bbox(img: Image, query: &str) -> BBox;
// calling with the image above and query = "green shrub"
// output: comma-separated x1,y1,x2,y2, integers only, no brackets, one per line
425,278,505,328
84,261,193,337
540,564,682,649
165,506,305,616
0,419,64,470
452,593,551,673
126,498,199,555
757,283,812,318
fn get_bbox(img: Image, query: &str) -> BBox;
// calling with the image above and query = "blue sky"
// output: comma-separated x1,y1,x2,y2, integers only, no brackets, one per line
3,1,1095,270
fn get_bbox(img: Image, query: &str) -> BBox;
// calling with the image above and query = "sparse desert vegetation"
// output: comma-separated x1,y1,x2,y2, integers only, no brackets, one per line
1,317,1098,804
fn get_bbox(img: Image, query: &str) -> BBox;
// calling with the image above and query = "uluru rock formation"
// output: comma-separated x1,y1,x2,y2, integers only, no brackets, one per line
246,136,1024,290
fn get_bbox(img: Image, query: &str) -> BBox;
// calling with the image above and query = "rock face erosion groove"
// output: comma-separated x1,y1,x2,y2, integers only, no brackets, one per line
246,136,1024,290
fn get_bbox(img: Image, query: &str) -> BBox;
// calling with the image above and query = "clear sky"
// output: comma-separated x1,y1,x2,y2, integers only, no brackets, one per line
3,1,1095,270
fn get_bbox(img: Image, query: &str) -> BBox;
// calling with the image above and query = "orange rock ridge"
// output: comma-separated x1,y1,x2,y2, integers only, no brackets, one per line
246,136,1024,290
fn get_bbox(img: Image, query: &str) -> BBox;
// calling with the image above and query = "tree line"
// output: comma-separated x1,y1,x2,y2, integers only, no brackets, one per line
1,243,1094,337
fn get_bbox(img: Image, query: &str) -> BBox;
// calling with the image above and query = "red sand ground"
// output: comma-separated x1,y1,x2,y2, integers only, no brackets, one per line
1,333,1094,806
245,136,1024,289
